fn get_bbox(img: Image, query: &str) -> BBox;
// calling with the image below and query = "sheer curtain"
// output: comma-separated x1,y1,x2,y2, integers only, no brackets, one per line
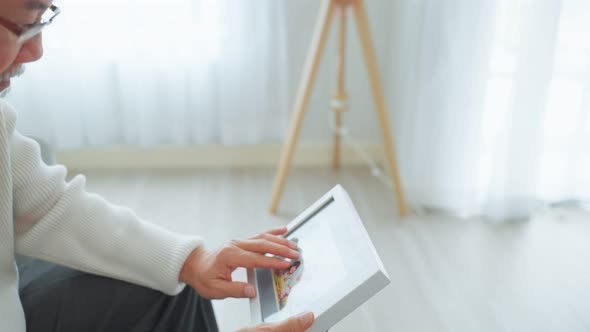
5,0,588,219
390,0,590,219
7,0,289,148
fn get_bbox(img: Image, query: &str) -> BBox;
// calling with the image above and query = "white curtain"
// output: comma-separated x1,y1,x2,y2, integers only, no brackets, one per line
5,0,589,219
390,0,590,219
7,0,289,148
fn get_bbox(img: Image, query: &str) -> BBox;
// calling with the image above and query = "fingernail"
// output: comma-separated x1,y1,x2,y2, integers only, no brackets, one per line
298,312,314,326
291,250,300,258
245,285,256,298
289,241,298,249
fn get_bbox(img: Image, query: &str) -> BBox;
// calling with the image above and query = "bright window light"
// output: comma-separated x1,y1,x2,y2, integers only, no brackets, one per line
479,0,590,200
47,0,223,64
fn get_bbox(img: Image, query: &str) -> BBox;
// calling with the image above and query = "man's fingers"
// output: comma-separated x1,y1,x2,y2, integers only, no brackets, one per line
244,252,292,269
211,280,257,299
265,227,288,236
253,228,298,249
236,239,300,260
219,242,292,269
227,250,292,270
255,233,298,249
237,312,314,332
277,312,315,332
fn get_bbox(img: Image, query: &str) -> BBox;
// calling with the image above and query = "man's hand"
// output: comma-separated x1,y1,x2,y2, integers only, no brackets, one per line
237,312,315,332
180,227,299,299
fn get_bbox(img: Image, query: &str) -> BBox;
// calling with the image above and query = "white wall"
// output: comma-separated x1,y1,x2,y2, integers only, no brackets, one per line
283,0,395,144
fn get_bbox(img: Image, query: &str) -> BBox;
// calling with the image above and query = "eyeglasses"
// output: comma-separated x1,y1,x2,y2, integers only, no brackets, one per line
0,4,60,44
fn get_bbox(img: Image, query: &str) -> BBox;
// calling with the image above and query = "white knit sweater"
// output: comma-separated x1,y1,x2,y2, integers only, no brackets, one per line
0,99,203,331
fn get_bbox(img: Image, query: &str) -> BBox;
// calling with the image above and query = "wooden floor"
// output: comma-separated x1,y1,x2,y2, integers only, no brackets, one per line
80,167,590,332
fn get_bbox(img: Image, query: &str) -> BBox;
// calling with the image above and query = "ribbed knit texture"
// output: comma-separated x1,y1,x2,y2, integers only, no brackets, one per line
0,99,203,331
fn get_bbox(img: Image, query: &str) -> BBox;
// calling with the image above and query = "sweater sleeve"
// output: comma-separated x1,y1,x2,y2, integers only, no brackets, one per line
4,105,202,295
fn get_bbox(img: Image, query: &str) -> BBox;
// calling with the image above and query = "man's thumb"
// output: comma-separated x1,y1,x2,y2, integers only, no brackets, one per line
279,312,315,332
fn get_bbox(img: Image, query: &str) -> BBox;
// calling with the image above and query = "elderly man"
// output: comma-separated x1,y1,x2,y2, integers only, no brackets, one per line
0,1,314,331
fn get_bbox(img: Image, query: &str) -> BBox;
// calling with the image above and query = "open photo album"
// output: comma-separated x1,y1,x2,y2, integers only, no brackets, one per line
248,185,390,332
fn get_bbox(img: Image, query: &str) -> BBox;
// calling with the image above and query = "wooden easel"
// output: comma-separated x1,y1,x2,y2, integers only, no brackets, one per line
269,0,409,217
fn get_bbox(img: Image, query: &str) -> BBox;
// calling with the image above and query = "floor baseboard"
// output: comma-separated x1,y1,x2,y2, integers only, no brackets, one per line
57,143,386,170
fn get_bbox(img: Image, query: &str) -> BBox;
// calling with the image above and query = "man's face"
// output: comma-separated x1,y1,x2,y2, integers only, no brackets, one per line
0,0,48,93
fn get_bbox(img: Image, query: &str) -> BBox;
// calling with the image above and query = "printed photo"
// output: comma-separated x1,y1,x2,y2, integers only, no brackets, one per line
264,202,349,323
272,238,304,310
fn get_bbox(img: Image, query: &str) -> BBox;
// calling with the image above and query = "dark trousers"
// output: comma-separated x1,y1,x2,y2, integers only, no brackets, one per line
17,256,219,332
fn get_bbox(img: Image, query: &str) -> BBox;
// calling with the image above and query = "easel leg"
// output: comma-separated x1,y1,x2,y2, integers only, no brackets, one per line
269,0,337,213
352,0,410,216
333,4,349,170
333,111,343,170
